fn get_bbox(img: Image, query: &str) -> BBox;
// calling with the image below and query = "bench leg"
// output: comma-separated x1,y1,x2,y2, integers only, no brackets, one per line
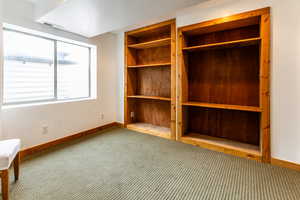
13,152,20,181
1,169,9,200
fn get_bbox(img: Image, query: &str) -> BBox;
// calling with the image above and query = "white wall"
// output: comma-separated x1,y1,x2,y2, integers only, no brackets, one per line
0,0,3,140
1,0,118,148
115,0,300,164
115,32,125,123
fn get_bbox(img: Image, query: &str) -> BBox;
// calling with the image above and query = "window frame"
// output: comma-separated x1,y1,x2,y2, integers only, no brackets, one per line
3,28,92,105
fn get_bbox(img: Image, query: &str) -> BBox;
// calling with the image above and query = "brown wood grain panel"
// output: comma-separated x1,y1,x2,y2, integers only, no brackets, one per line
260,12,271,163
1,169,9,200
186,107,260,145
124,33,130,125
135,46,171,65
136,67,171,97
182,101,261,112
187,25,260,46
131,26,170,44
127,95,171,101
128,99,171,128
127,69,137,96
271,158,300,172
183,37,260,52
170,21,176,140
180,8,268,34
128,63,171,68
127,19,175,37
128,38,171,49
188,45,260,106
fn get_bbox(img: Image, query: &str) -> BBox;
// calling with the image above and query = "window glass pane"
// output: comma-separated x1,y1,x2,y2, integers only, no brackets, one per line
3,30,55,103
57,42,90,100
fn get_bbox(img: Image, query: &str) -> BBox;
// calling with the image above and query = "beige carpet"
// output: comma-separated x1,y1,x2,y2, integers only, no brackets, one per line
1,127,300,200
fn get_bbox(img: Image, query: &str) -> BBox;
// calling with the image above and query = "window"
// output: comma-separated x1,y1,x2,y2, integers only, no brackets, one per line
57,42,90,100
3,29,91,105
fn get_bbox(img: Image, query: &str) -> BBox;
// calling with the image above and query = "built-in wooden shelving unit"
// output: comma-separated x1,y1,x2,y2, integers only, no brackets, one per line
178,8,270,162
124,19,176,140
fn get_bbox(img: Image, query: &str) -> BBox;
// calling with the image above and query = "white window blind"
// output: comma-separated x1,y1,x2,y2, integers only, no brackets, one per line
3,30,55,104
3,29,91,105
57,42,90,100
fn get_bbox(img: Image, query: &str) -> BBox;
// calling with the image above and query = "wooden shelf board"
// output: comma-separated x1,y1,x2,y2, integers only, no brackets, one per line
182,37,261,52
128,63,171,68
181,133,261,161
126,123,171,139
127,95,171,101
182,101,262,112
128,38,171,49
126,19,174,37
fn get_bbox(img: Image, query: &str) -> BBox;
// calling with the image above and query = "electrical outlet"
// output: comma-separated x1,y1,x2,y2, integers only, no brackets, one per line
42,126,48,135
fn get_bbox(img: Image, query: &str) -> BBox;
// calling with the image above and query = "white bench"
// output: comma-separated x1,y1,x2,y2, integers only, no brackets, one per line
0,139,21,200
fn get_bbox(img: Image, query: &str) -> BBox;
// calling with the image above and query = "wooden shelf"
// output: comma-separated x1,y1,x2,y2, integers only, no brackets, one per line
182,37,261,52
182,101,262,112
181,133,261,161
128,38,171,49
127,123,171,139
127,95,171,101
128,63,171,68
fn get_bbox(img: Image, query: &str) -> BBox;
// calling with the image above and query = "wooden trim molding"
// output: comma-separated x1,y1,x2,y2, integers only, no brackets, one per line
17,121,300,173
20,122,123,160
271,158,300,172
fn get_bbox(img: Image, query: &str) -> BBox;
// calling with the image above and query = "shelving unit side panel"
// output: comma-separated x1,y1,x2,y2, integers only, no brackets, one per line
170,21,177,140
124,33,129,125
127,69,138,96
177,30,189,139
259,12,271,163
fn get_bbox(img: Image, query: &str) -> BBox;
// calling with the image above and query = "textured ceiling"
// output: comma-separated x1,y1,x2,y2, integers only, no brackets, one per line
37,0,208,37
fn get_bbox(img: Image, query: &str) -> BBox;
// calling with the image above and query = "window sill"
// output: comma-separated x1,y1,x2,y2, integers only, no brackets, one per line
2,97,97,110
